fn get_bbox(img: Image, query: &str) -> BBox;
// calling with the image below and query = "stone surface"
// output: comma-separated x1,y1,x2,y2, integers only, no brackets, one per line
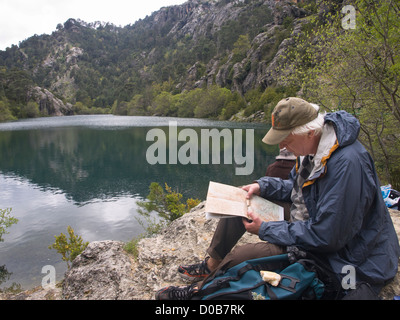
28,86,73,116
59,202,260,300
62,240,137,300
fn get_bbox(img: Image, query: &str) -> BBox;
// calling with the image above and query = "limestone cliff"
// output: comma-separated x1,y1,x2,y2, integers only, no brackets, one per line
28,86,73,116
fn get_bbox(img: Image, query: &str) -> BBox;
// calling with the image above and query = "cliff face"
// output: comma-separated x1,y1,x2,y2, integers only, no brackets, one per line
4,205,399,300
28,86,73,116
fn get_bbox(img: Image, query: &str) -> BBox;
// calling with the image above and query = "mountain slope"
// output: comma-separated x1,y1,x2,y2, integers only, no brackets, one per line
0,0,312,119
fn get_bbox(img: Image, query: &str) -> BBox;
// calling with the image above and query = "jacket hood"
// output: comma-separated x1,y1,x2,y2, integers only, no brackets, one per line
299,111,360,185
324,111,360,147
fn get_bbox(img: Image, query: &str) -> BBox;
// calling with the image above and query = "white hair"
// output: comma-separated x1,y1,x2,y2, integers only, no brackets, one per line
291,103,326,137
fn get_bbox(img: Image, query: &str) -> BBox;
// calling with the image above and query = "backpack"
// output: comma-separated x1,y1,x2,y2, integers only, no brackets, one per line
194,253,326,300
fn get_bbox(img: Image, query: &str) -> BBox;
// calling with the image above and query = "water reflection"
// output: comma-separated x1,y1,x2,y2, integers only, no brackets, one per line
0,116,275,203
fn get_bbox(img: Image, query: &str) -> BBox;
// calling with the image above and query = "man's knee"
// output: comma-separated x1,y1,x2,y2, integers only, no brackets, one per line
223,242,285,269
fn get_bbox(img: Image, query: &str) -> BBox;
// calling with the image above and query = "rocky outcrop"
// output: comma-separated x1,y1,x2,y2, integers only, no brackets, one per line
28,86,73,116
40,44,83,102
178,1,310,93
60,202,262,300
62,240,137,300
155,0,244,42
4,205,399,300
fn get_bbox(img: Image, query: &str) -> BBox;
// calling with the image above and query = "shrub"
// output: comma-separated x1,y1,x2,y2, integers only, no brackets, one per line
48,226,89,269
137,182,200,222
0,208,18,242
125,182,201,258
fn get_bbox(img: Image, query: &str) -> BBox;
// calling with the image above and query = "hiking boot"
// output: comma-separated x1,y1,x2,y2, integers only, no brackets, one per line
155,284,198,300
178,257,211,280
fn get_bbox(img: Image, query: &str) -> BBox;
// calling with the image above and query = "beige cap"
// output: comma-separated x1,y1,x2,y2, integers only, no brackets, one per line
263,97,318,145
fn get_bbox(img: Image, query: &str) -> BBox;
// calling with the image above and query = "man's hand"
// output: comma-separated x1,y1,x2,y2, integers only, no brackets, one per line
241,183,261,199
241,183,263,235
243,211,263,235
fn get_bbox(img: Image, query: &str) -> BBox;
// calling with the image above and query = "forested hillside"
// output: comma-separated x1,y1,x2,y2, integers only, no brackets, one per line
0,0,311,120
0,0,399,187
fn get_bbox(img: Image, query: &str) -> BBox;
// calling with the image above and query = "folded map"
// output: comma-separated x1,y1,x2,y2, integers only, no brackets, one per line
204,181,284,221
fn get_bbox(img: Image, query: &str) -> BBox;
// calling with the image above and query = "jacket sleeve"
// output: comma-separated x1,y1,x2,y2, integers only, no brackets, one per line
258,146,377,253
256,166,296,202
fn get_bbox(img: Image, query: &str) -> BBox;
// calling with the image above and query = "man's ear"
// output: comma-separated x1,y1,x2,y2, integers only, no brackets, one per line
307,130,315,138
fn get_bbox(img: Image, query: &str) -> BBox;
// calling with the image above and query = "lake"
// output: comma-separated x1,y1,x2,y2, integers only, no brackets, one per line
0,115,276,291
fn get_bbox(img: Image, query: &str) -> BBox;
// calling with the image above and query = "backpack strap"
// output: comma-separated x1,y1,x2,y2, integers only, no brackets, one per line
196,277,234,297
289,248,344,300
265,284,278,300
277,274,301,293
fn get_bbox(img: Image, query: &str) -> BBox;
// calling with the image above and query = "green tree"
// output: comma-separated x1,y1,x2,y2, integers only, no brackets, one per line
0,99,16,121
232,34,251,63
0,208,18,242
176,89,203,118
278,0,400,188
194,86,232,118
111,100,128,115
3,69,33,105
20,101,40,118
220,91,246,120
72,101,85,114
127,94,148,116
48,226,89,269
150,91,175,116
137,182,200,223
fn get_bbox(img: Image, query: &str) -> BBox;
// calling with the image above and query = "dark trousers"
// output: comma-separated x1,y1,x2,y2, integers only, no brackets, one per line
200,217,286,287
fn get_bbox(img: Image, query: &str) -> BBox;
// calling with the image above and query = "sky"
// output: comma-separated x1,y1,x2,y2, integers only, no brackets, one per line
0,0,188,50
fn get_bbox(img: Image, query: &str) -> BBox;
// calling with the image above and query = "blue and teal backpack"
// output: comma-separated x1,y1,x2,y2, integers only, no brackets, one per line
195,253,328,300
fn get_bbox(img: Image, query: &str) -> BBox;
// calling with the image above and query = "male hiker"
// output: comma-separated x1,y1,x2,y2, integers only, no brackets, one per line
156,97,400,300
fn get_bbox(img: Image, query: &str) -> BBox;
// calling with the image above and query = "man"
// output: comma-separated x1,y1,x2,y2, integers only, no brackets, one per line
156,97,400,300
265,148,296,179
265,147,296,220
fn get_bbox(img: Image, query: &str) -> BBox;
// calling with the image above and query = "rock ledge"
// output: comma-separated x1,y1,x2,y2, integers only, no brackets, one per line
3,205,400,300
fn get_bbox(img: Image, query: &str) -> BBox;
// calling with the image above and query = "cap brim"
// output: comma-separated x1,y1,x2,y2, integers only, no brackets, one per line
262,128,292,145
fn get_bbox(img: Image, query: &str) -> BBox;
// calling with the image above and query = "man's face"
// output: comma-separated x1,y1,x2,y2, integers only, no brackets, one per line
279,132,317,157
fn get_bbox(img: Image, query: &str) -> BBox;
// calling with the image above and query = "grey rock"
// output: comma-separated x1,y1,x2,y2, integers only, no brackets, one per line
28,86,73,116
62,240,137,300
61,202,260,300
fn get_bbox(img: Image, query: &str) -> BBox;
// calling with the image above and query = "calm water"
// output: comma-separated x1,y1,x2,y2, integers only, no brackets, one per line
0,115,276,290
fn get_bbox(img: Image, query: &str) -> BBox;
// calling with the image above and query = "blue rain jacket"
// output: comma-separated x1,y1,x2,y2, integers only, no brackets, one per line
257,111,400,292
